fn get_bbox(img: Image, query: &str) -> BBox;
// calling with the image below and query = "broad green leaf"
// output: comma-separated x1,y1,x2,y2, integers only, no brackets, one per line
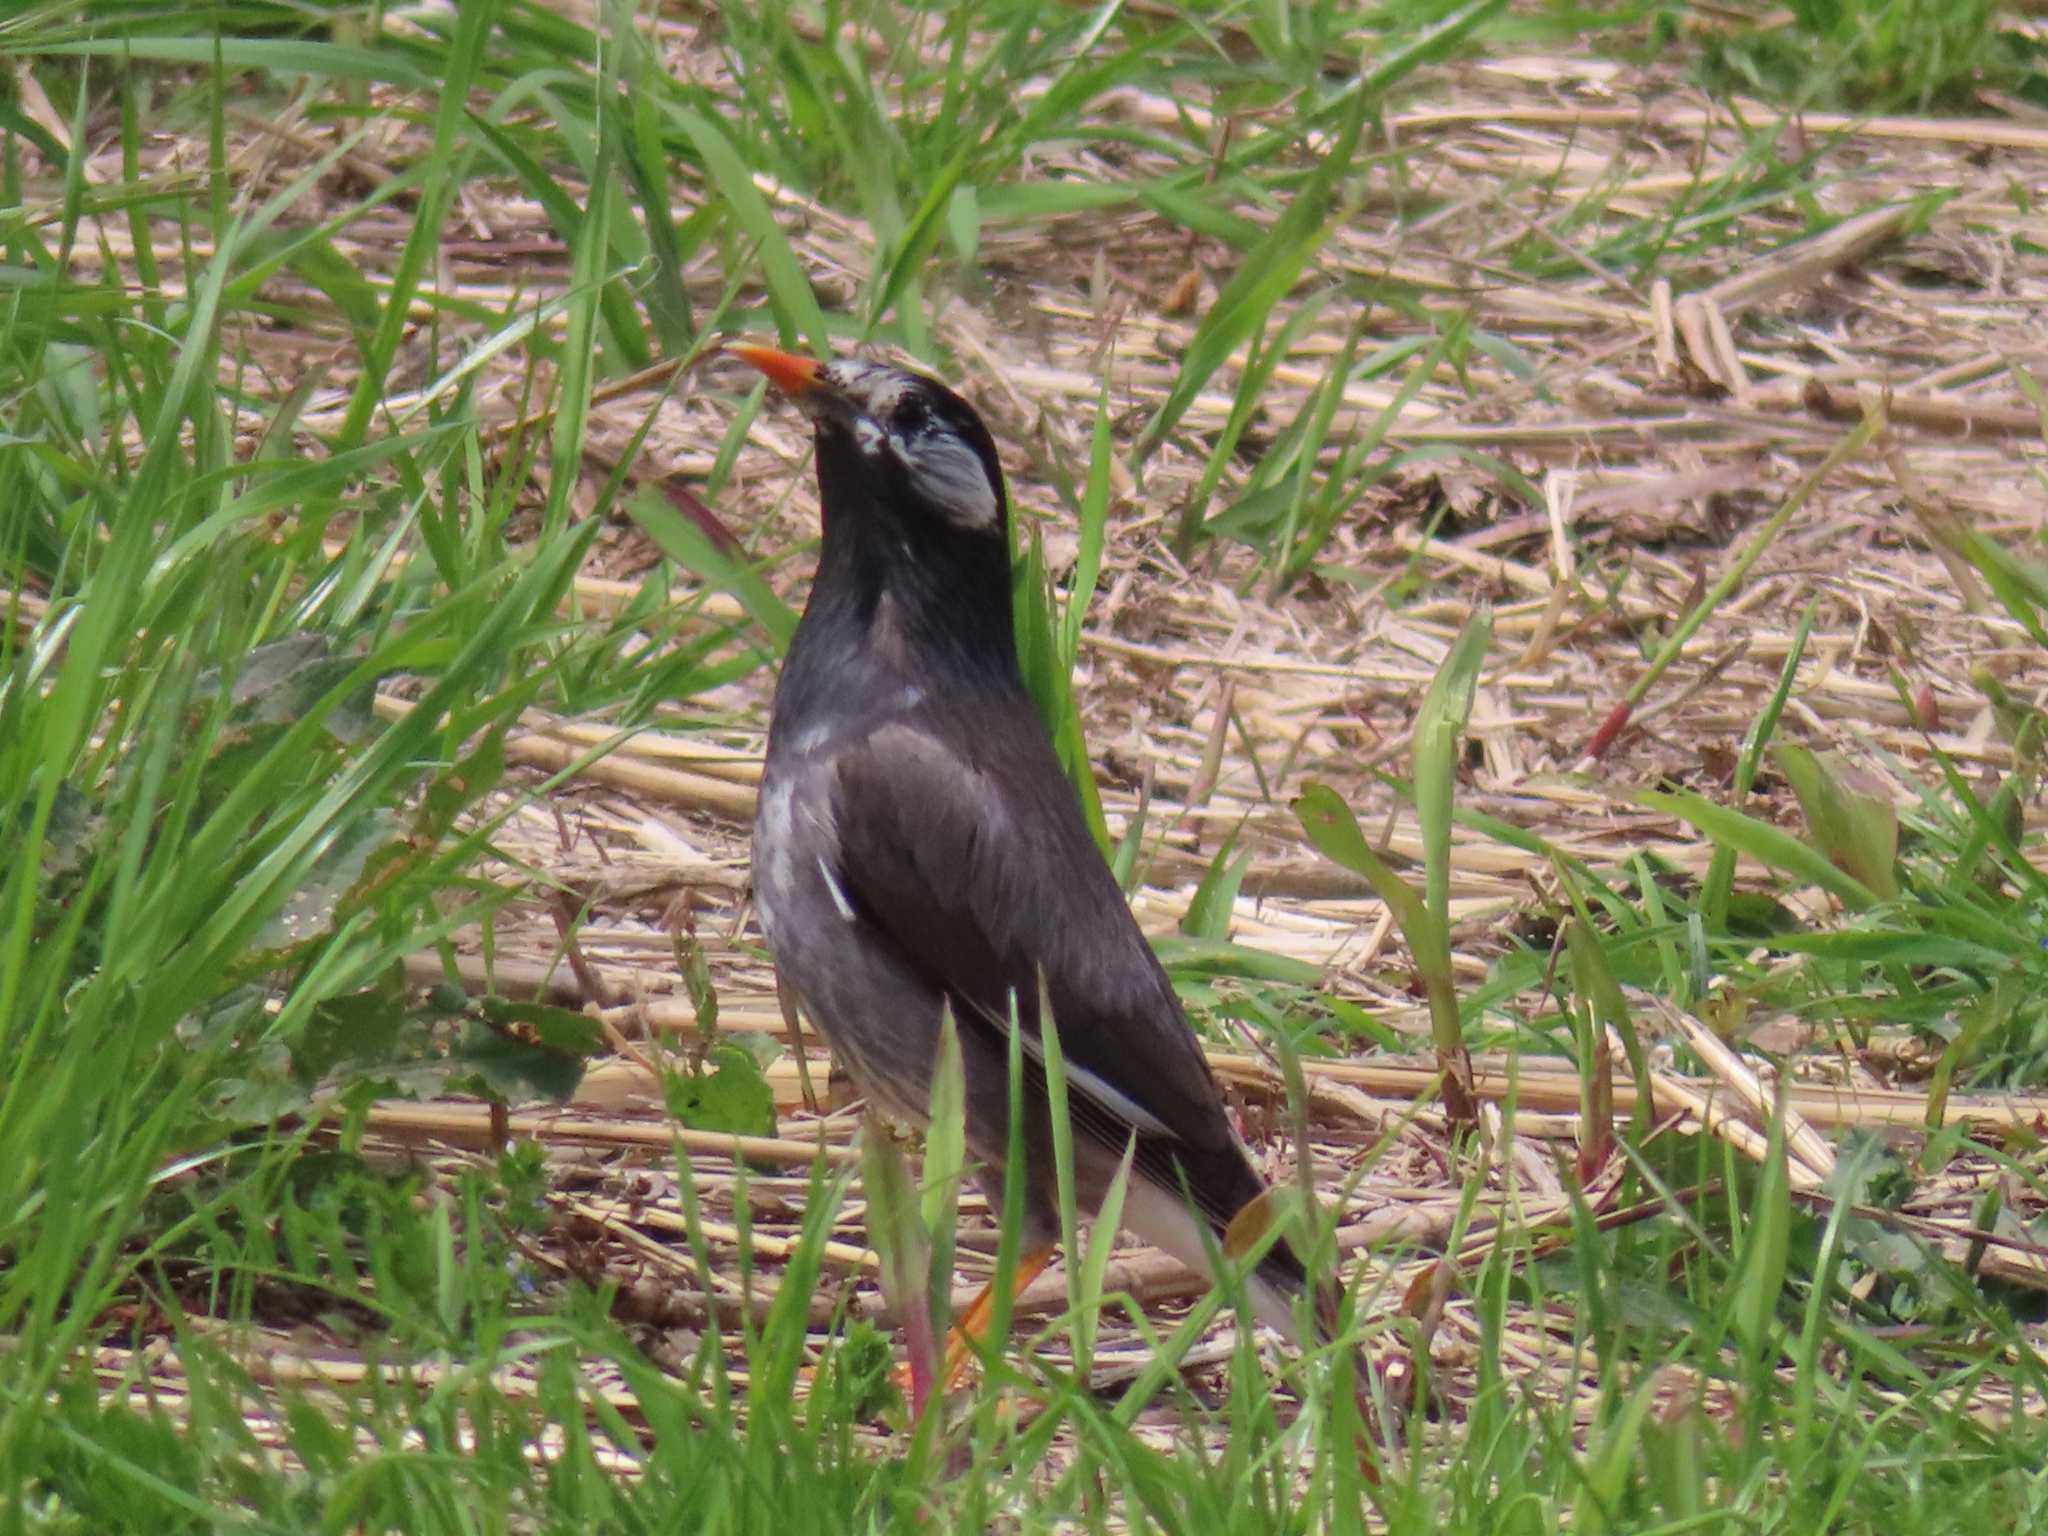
1180,830,1250,943
1776,745,1900,900
457,1002,603,1106
1292,783,1439,963
664,1043,777,1138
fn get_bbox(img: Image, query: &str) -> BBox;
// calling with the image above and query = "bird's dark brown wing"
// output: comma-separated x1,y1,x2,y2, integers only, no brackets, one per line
828,715,1248,1185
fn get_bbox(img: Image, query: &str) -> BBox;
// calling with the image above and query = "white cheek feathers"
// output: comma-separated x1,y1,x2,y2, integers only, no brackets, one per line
889,429,1000,529
823,360,1003,531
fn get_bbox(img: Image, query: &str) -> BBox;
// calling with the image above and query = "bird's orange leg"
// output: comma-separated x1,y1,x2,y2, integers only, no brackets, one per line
940,1242,1057,1389
894,1242,1058,1411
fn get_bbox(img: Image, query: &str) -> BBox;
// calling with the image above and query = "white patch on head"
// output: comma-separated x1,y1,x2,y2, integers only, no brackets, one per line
821,360,912,418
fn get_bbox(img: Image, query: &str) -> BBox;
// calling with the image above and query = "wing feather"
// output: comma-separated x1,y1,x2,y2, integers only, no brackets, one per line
828,718,1241,1175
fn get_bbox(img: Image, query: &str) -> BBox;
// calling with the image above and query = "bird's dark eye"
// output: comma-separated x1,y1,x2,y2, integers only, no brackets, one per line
892,396,930,434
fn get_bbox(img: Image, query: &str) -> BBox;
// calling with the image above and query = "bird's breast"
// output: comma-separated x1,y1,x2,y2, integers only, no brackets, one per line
755,634,940,956
750,774,798,945
751,747,852,949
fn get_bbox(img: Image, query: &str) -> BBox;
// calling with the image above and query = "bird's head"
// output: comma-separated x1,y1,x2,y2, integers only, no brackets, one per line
730,346,1008,543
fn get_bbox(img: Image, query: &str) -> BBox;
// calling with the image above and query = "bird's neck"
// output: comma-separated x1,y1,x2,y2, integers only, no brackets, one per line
797,459,1020,690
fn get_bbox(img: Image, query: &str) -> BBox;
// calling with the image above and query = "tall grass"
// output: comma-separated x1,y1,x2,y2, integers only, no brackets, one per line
4,1,2048,1531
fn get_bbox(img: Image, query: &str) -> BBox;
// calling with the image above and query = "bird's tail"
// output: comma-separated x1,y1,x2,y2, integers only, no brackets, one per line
1228,1185,1384,1475
1129,1143,1379,1453
1225,1184,1350,1348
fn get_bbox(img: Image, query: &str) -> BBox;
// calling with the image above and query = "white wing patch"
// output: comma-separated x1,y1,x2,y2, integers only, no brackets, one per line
1036,1039,1178,1140
818,856,858,922
961,983,1177,1141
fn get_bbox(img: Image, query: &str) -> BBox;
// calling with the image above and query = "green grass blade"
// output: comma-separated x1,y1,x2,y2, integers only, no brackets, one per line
668,105,829,356
1636,787,1880,911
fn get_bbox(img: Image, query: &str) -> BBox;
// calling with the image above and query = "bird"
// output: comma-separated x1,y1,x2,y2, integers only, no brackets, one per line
731,343,1349,1420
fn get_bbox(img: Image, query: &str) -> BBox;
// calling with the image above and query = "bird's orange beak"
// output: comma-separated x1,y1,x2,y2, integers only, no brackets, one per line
729,343,824,399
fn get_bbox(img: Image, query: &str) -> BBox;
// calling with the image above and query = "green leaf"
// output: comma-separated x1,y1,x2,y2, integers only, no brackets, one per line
859,1122,931,1401
451,1020,593,1103
1413,608,1491,927
922,1009,966,1347
1174,289,1338,550
945,182,980,266
1703,599,1817,928
286,235,382,337
668,104,828,356
1730,1093,1793,1359
1954,528,2048,649
1059,372,1114,671
1563,917,1650,1151
1777,745,1900,900
540,75,615,537
1180,830,1250,943
1293,784,1438,960
455,998,605,1104
663,1042,777,1137
1295,774,1473,1118
1074,1136,1135,1380
1132,89,1368,468
1151,936,1325,987
1034,973,1088,1387
1360,0,1513,93
1571,1372,1667,1536
19,38,434,88
1636,788,1880,911
251,809,398,953
335,0,499,449
471,997,607,1057
293,980,416,1090
627,484,797,652
1012,525,1110,854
